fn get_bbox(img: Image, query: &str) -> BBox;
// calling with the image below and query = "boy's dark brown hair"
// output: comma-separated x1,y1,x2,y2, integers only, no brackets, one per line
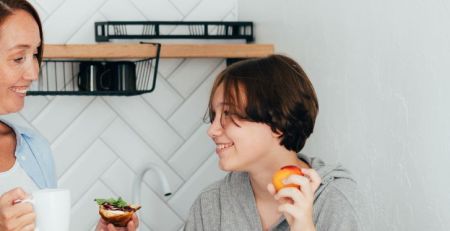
207,54,319,152
0,0,44,65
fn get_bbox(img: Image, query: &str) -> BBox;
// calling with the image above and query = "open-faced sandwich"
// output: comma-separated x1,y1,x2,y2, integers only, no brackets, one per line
94,197,141,227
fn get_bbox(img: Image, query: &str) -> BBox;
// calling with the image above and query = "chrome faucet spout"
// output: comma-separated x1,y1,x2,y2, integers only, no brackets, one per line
132,163,172,205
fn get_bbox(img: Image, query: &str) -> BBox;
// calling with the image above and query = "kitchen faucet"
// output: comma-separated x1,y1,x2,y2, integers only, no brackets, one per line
132,163,172,205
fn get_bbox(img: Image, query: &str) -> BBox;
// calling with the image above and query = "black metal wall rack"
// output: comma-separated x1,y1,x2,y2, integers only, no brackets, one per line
95,21,254,43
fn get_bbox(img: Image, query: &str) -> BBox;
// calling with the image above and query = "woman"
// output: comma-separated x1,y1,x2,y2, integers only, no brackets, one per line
0,1,137,230
185,55,366,230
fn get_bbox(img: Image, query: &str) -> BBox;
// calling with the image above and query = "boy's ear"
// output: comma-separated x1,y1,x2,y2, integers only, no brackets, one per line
272,129,283,138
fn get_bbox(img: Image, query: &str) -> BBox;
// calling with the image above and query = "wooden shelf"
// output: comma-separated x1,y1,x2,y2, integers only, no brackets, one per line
43,43,274,60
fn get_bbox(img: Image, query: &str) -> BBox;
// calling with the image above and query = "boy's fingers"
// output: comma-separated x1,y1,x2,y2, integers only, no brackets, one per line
301,168,321,192
267,183,276,195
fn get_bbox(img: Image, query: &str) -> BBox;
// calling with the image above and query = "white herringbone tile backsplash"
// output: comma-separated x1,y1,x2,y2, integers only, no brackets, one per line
1,0,237,230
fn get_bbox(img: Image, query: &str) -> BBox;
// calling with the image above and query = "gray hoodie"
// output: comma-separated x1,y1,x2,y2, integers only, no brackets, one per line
184,153,367,231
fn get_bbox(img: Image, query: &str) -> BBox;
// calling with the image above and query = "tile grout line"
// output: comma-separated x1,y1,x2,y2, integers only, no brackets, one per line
161,59,186,83
166,152,220,218
145,72,185,120
166,59,223,123
166,60,225,136
64,154,119,207
140,94,186,142
29,0,49,15
42,0,69,21
100,97,185,180
167,0,186,17
167,153,218,206
165,59,189,96
165,121,210,164
28,94,56,125
100,97,173,160
46,96,96,144
178,0,205,21
63,0,110,44
21,96,50,122
159,65,186,100
164,60,226,161
57,113,118,180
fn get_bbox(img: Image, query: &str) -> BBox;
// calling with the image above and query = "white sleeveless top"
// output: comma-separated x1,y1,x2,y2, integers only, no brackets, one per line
0,161,39,195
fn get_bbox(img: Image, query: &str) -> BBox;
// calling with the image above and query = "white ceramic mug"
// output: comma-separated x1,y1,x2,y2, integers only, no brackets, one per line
22,188,71,231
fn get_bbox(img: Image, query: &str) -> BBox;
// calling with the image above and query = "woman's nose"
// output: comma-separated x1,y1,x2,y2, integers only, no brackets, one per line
22,58,39,81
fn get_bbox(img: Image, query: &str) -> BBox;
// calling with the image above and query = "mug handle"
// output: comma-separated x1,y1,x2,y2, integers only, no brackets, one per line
77,72,84,91
99,69,111,90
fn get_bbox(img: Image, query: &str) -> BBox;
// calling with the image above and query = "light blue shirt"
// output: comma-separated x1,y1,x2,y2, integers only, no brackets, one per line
1,120,57,189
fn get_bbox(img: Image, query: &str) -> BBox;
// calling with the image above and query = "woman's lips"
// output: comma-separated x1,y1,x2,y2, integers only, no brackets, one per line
9,86,29,95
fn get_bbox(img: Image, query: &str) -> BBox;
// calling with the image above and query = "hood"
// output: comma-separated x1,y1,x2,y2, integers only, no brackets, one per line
298,153,355,200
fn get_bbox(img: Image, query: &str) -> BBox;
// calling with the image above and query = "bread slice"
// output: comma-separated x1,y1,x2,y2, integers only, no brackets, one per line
99,204,141,227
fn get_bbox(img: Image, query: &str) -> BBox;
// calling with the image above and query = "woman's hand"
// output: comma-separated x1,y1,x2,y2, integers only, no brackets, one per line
95,214,139,231
0,188,35,231
267,168,321,231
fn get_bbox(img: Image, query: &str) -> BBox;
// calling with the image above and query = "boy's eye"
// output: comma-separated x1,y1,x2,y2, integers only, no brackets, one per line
209,111,216,123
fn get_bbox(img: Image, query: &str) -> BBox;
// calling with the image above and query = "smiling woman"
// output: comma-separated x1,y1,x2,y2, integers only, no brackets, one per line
0,1,55,230
0,2,138,231
0,3,138,230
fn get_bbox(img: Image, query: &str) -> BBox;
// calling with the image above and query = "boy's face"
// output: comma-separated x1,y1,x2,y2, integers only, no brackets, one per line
207,84,281,172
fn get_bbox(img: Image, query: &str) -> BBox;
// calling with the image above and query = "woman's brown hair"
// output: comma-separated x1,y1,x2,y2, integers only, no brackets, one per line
0,0,44,65
207,54,319,153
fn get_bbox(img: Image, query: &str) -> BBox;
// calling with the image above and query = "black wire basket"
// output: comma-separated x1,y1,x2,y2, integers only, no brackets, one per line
28,43,161,96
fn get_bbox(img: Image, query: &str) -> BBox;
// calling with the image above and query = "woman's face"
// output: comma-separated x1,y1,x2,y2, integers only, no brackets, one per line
207,83,280,172
0,10,40,115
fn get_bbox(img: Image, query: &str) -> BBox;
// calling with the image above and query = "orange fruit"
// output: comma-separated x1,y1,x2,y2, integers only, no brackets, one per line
272,165,303,192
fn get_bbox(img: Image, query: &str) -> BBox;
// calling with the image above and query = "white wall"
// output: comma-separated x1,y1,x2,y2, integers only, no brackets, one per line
239,0,450,230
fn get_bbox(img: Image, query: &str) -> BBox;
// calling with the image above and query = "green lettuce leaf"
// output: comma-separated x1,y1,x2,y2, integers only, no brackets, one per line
94,197,128,208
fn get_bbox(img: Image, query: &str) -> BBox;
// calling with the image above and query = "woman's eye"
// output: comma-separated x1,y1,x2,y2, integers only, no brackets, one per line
223,110,230,116
33,53,39,59
14,57,25,63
